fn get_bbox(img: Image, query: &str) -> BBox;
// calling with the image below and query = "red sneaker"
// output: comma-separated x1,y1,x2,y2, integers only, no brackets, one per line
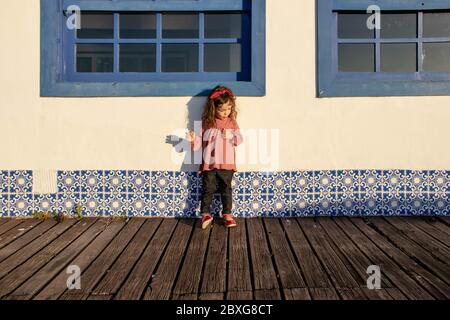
201,213,213,229
223,214,237,228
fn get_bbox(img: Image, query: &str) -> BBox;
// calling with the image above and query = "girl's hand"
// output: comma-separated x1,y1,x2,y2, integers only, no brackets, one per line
186,130,196,142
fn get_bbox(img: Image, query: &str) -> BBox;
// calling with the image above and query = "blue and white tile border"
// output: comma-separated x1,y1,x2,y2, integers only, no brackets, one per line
0,170,448,217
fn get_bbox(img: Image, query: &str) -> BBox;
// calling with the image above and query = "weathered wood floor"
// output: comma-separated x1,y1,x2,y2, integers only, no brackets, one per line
0,216,448,300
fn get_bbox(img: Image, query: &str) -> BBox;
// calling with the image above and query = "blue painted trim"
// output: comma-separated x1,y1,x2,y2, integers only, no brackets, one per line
317,0,450,97
41,0,266,97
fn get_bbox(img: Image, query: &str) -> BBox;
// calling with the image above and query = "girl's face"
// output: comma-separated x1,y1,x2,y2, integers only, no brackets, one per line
216,101,232,119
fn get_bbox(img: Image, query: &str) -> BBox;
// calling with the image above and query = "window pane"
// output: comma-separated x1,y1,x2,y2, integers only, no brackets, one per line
77,13,114,39
381,13,417,38
423,43,450,72
381,43,416,72
162,14,199,38
120,44,156,72
162,44,198,72
76,44,113,72
205,44,241,72
120,13,156,39
423,12,450,37
338,13,374,39
338,44,375,72
205,14,242,38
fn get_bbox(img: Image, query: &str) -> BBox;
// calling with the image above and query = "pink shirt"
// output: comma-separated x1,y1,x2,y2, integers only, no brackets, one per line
192,117,243,173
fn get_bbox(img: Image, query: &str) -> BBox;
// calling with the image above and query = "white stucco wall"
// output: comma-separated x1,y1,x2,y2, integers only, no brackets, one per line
0,0,449,172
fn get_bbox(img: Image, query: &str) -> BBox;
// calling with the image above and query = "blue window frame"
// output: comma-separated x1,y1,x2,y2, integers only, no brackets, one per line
41,0,265,97
318,0,450,97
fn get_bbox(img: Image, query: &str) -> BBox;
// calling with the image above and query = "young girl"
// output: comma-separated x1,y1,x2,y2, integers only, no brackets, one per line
186,86,243,229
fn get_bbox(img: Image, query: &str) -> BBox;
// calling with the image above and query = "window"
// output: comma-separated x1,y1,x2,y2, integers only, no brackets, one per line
318,0,450,97
41,0,266,97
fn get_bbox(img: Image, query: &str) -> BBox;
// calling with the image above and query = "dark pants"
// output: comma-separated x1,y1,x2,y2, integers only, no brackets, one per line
200,169,234,215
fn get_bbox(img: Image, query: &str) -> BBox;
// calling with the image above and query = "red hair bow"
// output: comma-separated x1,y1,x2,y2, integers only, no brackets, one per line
208,88,235,100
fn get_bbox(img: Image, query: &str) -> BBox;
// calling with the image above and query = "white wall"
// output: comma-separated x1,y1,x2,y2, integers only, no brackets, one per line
0,0,449,171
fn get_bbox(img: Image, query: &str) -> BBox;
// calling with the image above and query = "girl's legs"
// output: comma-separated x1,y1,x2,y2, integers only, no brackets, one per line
217,170,236,227
200,170,217,229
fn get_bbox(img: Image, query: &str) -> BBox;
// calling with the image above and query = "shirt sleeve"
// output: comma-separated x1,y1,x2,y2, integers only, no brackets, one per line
232,120,243,147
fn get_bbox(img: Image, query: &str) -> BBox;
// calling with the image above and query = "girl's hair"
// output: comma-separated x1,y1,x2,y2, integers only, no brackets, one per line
202,86,237,130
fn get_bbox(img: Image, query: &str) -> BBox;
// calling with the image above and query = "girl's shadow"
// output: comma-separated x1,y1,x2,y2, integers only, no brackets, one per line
165,95,221,220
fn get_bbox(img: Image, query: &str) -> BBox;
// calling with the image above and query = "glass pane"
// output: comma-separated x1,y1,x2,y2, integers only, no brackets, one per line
338,44,375,72
120,13,156,39
77,12,114,39
162,44,198,72
381,43,416,72
162,14,199,38
205,14,242,38
338,13,374,39
120,44,156,72
423,12,450,37
381,13,417,38
205,44,241,72
76,44,113,72
423,43,450,72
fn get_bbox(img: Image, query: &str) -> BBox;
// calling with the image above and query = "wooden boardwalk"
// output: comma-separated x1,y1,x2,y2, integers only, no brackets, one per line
0,216,448,300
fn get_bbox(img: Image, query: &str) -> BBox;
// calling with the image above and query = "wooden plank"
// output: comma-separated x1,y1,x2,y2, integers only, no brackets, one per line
334,218,436,299
385,288,408,300
7,219,111,299
143,219,195,300
0,219,24,236
0,220,42,249
412,218,450,246
337,288,367,300
227,218,252,292
246,218,279,290
280,219,333,288
0,219,75,279
226,291,253,300
90,219,164,296
114,219,180,300
263,219,305,288
171,220,211,297
172,293,198,300
369,218,450,284
0,219,9,227
57,218,147,300
361,288,393,300
283,288,311,300
198,293,224,300
386,217,450,263
30,221,126,300
318,217,394,288
297,218,360,289
309,288,340,300
348,218,445,299
87,295,112,300
0,218,97,298
0,219,57,264
254,289,281,300
199,221,228,295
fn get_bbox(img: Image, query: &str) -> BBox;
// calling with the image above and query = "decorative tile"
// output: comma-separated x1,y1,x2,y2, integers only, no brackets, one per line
291,193,315,216
57,192,80,215
290,171,314,194
336,170,359,193
9,193,34,217
336,192,360,216
104,192,129,216
80,170,103,193
105,170,128,193
33,194,58,214
0,194,8,217
428,192,448,215
58,171,80,193
9,171,33,193
428,170,447,193
0,171,8,194
80,193,103,216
